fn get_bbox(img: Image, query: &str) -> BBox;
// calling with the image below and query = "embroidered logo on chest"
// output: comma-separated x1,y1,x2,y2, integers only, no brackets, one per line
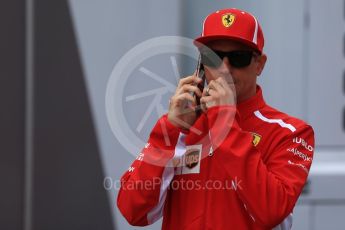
185,149,200,169
174,144,202,175
250,132,262,147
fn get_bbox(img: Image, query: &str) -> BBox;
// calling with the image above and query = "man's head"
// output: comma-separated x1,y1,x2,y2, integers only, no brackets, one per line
194,8,267,102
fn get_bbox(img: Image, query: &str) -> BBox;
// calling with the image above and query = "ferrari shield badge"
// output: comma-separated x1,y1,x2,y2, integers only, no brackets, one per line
222,13,235,27
251,132,262,147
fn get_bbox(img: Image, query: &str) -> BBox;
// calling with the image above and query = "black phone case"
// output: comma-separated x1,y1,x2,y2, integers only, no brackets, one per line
195,56,205,116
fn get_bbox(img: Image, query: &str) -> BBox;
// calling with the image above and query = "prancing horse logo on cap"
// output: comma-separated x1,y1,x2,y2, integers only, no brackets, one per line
222,13,235,27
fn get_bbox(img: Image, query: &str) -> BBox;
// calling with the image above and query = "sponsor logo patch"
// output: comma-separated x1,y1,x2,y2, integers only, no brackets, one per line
287,148,313,162
174,144,202,175
288,160,309,174
185,149,200,169
136,152,144,161
293,137,313,152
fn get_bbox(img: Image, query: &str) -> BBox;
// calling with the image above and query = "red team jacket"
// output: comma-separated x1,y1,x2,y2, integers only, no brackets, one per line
117,86,314,230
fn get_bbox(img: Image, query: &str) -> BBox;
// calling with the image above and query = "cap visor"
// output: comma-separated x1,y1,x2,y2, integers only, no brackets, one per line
193,35,261,53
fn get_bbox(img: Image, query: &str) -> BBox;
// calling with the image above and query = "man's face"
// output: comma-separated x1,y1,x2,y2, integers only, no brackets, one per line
202,39,267,102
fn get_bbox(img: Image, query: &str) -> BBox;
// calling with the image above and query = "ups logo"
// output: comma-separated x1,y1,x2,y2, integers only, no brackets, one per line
185,149,200,169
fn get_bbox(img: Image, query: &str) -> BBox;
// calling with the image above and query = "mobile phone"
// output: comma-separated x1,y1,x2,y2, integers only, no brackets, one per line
195,55,205,116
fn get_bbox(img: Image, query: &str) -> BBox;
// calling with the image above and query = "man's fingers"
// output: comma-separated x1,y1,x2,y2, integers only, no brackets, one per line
200,96,217,110
215,76,229,85
208,80,225,95
216,77,236,92
173,93,196,106
178,75,202,88
176,84,202,97
202,87,210,97
200,95,215,104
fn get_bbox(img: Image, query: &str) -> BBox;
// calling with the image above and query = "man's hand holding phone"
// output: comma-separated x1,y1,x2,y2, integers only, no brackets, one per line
200,77,236,112
167,74,202,130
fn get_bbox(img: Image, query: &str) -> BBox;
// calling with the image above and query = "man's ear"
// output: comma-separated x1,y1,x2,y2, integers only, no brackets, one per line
256,54,267,76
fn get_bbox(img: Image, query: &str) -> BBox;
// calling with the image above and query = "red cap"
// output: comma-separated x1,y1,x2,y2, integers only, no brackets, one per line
194,8,264,53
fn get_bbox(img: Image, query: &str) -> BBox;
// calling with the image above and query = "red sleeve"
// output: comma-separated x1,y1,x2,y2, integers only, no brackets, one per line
117,115,186,226
207,106,314,228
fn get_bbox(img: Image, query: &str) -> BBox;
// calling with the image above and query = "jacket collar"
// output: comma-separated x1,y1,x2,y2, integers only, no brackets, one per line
237,85,266,119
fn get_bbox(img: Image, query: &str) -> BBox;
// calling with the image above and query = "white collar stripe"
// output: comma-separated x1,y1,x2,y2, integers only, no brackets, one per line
254,110,296,133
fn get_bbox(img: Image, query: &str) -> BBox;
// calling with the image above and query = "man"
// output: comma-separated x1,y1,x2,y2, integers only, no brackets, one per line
117,8,314,230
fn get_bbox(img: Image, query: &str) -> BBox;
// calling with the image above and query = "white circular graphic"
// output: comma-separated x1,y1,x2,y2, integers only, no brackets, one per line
105,36,236,165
